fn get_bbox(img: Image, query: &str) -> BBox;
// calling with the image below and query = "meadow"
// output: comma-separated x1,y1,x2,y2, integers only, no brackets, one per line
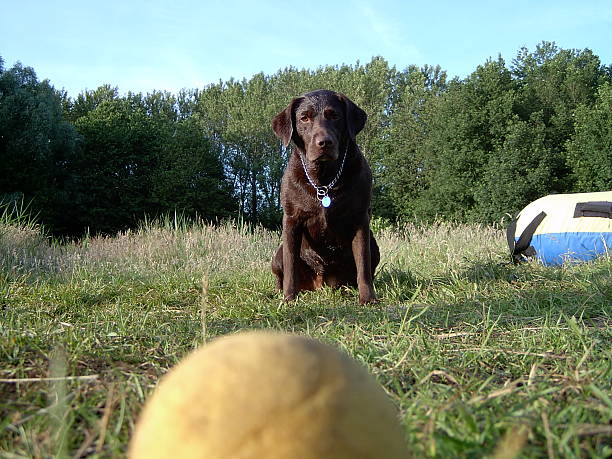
0,216,610,458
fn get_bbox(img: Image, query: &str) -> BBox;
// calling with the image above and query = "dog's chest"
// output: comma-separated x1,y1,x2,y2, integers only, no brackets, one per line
305,210,352,250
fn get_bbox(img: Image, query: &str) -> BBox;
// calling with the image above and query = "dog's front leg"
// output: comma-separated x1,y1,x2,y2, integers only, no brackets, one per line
282,215,302,301
352,221,377,304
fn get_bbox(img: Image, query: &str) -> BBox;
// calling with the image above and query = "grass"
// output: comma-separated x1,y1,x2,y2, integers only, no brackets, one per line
0,214,610,458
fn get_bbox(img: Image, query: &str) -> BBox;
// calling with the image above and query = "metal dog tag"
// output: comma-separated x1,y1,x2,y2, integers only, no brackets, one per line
321,196,331,207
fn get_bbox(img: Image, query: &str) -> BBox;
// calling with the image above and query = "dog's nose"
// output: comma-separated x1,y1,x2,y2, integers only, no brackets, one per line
317,138,334,148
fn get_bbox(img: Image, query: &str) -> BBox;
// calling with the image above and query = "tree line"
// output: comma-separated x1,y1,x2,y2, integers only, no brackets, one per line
1,42,610,236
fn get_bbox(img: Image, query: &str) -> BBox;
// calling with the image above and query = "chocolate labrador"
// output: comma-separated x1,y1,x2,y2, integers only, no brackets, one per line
271,89,380,304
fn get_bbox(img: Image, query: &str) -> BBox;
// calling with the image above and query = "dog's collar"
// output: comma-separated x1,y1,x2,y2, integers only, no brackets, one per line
297,144,348,208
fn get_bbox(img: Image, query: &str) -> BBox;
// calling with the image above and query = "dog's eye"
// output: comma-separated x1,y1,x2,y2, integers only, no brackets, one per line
299,114,310,122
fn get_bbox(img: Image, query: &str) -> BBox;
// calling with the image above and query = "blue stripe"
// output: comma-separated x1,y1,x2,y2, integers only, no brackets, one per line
516,232,612,266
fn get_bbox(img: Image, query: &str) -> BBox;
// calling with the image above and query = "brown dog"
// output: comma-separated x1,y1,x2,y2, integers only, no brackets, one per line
271,89,380,304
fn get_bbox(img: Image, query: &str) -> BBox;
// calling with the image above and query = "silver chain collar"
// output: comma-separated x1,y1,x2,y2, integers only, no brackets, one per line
297,143,348,208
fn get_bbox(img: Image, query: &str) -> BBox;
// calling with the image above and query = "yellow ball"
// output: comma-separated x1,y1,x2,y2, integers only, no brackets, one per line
129,331,408,459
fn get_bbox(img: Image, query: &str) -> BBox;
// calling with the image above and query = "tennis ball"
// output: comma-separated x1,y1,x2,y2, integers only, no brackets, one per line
129,331,408,459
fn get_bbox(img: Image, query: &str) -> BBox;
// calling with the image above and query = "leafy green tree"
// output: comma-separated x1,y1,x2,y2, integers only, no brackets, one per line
64,84,119,122
376,65,446,219
65,89,235,235
0,60,78,229
401,43,609,224
197,73,289,225
566,82,612,191
474,113,555,221
151,113,236,221
413,58,516,221
67,96,156,233
512,42,609,189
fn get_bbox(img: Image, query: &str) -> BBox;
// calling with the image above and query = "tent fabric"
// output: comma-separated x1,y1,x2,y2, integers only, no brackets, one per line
509,191,612,266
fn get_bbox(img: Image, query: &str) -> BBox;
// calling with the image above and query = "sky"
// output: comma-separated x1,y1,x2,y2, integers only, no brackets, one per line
1,0,611,97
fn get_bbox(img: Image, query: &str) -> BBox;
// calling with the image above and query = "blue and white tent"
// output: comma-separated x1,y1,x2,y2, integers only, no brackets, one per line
507,191,612,266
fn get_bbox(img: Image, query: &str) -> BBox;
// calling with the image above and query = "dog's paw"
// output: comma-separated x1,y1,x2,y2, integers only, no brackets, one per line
358,284,377,305
283,292,297,302
359,294,378,305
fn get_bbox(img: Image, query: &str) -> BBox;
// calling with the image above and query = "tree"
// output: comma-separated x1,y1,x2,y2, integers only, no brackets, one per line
65,89,236,235
474,113,556,221
0,60,78,229
413,58,516,221
566,82,612,191
66,96,155,233
401,43,610,224
512,42,609,190
197,72,294,226
151,114,236,221
64,84,119,122
376,65,446,219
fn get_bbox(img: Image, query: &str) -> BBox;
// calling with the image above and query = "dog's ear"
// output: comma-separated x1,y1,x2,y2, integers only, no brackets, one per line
272,97,303,147
339,94,367,140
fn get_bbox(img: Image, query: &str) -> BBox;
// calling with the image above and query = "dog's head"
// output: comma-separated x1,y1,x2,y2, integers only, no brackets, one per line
272,90,367,163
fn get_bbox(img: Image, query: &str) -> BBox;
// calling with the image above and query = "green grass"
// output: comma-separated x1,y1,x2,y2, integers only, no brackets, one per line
1,216,610,458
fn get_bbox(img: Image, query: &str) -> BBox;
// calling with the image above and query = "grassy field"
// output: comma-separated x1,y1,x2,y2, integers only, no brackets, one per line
0,216,610,458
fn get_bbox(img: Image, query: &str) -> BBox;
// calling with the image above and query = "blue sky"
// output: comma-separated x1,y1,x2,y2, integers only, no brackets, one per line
1,0,611,97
